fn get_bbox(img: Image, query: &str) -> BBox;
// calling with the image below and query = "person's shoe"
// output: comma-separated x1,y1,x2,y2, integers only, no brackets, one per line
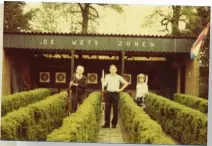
112,125,116,128
101,124,110,128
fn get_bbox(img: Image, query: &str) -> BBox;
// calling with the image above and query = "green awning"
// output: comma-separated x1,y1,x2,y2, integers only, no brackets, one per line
3,33,195,53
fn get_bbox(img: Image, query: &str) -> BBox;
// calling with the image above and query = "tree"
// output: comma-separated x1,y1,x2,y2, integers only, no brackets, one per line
141,6,210,36
77,3,124,33
184,7,210,35
29,2,82,32
4,1,35,32
141,6,180,35
29,2,124,33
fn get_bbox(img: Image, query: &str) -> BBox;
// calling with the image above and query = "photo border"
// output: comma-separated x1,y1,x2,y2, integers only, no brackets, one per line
0,0,211,146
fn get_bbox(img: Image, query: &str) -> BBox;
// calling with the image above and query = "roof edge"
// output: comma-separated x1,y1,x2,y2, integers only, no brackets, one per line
3,31,197,39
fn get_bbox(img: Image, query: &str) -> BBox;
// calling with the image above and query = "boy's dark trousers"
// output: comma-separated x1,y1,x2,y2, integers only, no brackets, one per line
104,91,119,127
71,92,85,113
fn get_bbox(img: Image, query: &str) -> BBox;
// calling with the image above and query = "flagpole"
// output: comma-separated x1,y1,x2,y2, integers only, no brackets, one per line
101,70,105,113
102,70,104,92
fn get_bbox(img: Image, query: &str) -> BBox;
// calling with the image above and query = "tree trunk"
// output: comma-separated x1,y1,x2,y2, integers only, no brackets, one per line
82,4,90,33
171,6,181,35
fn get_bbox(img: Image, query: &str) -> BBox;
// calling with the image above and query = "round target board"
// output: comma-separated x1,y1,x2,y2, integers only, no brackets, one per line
87,73,97,84
39,72,50,83
123,74,131,84
55,72,66,83
57,73,65,81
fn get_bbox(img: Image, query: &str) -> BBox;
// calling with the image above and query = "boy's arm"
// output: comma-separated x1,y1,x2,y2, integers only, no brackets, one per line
69,74,76,87
78,76,87,88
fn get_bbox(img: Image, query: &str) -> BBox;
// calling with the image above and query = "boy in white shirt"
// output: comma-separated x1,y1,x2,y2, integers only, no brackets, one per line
135,73,148,107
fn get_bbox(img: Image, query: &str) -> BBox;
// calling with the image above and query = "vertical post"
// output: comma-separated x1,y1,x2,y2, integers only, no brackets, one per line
121,50,125,75
71,49,75,78
185,57,200,96
177,67,181,93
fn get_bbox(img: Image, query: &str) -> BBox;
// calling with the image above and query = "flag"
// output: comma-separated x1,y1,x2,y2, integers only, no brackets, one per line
190,23,210,59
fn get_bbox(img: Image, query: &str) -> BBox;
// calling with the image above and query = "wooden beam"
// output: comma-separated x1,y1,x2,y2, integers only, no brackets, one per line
71,49,75,78
121,50,125,75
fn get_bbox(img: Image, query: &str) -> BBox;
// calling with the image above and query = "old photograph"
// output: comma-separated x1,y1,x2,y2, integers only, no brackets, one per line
1,1,210,145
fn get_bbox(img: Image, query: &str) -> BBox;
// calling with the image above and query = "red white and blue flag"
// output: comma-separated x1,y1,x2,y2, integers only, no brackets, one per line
190,23,210,59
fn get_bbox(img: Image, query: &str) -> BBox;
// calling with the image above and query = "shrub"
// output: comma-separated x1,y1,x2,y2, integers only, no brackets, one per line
119,92,176,144
173,93,208,114
145,92,208,145
1,91,68,141
46,91,102,142
1,88,51,117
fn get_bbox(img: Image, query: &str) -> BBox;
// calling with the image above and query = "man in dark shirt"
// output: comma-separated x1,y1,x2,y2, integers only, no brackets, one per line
69,65,87,113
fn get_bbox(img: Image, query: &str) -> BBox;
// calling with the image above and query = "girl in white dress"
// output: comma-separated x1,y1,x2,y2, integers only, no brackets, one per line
135,73,148,107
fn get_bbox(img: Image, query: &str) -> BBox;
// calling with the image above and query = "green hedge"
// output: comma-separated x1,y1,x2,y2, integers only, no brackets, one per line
46,91,102,142
1,91,68,141
119,92,176,144
145,92,208,145
1,88,51,117
173,93,208,114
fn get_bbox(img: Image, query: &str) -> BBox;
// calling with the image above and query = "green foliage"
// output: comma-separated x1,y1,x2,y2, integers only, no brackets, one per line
173,93,208,114
1,91,68,141
4,1,36,32
141,6,210,36
29,2,81,32
46,91,102,142
184,6,210,36
119,92,176,144
145,92,208,145
1,88,51,117
99,4,124,14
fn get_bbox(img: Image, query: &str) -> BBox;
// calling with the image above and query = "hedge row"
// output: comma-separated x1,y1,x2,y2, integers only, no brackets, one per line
119,92,176,144
46,91,102,142
1,88,51,117
145,92,208,145
173,93,208,114
1,91,68,141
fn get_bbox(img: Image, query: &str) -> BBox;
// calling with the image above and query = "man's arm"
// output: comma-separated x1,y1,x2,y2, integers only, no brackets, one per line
120,81,128,92
135,84,139,99
117,76,128,92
